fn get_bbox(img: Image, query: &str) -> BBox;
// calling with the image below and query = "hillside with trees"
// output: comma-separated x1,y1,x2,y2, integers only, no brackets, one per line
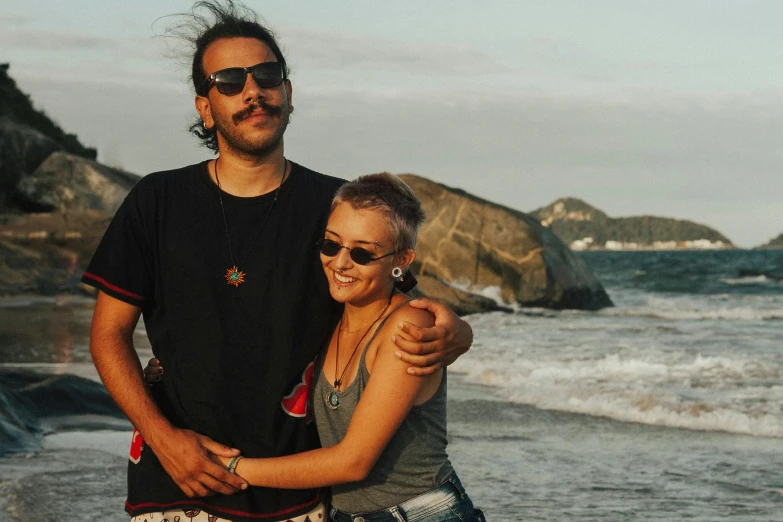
757,232,783,249
530,198,732,249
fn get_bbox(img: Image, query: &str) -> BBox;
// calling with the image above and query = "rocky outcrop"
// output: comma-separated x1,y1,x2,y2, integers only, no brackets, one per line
0,118,64,211
18,152,138,213
1,119,135,214
2,63,99,212
530,197,733,250
756,232,783,250
400,175,613,311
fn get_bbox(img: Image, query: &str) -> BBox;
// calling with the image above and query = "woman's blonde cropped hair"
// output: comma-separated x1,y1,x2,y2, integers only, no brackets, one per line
332,173,426,252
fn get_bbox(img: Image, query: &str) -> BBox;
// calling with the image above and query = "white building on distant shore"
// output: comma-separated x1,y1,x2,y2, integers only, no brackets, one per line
569,237,594,251
569,237,729,251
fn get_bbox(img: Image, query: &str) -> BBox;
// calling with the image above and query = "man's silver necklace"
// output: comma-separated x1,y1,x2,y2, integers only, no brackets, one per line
214,158,287,287
326,293,393,409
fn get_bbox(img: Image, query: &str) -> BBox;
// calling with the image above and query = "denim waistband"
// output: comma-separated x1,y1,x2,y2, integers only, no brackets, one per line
329,472,469,522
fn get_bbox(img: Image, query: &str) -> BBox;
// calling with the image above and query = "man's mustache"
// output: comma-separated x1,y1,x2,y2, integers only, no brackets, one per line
232,100,284,124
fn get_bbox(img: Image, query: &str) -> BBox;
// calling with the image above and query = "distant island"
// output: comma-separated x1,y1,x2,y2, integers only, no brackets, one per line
756,232,783,250
530,197,733,251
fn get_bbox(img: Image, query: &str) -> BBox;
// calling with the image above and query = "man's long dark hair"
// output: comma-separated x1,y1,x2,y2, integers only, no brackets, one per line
165,1,290,153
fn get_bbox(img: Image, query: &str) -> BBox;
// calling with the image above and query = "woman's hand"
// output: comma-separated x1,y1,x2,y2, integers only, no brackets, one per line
143,357,164,384
392,298,473,376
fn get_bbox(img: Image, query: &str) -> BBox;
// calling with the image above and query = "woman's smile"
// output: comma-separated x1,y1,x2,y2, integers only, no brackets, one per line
333,271,357,286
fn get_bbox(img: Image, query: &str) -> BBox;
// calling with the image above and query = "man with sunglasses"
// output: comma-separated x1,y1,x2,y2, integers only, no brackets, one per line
82,2,473,522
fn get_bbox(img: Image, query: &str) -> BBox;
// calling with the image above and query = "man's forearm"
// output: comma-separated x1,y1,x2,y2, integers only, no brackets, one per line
89,289,246,497
90,324,173,448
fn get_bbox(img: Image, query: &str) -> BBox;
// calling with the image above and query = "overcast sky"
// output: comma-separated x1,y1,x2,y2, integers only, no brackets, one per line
2,1,782,247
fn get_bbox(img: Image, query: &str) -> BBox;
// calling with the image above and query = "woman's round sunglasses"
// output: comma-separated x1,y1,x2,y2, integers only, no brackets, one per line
205,62,284,96
317,239,396,265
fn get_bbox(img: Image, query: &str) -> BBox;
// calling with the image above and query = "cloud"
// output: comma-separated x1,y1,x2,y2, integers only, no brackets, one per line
510,34,761,97
281,27,506,76
6,32,182,92
0,13,29,25
285,85,783,247
11,73,202,174
0,29,116,51
292,85,783,173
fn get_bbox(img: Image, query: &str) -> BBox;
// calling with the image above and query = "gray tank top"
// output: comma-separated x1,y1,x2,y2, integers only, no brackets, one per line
313,303,454,513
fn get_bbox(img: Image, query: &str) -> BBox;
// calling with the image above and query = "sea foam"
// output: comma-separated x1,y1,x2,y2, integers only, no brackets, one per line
454,306,783,438
452,354,783,438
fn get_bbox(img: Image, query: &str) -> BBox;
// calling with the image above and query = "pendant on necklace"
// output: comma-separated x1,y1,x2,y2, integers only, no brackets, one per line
224,266,246,287
326,390,340,409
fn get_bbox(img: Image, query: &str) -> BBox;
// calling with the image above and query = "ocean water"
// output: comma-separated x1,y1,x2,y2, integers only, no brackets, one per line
1,250,782,521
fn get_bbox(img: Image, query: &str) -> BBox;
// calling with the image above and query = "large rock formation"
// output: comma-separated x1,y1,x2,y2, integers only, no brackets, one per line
1,63,98,212
530,197,732,250
1,117,136,214
17,151,138,213
0,118,64,211
400,175,613,312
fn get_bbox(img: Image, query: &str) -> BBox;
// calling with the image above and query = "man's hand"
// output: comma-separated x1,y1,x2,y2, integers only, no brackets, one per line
149,427,247,498
392,297,473,376
89,292,246,498
140,360,246,497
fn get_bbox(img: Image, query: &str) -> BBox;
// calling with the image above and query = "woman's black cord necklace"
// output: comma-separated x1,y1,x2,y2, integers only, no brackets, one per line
215,158,288,287
326,291,394,409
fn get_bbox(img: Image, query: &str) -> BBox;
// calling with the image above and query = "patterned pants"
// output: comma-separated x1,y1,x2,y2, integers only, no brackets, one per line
130,503,325,522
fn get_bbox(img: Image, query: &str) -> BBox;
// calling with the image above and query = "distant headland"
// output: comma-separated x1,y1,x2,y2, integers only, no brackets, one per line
756,232,783,250
530,197,735,251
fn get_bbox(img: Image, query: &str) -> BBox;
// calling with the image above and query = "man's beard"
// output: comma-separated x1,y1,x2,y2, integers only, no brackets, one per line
213,98,291,157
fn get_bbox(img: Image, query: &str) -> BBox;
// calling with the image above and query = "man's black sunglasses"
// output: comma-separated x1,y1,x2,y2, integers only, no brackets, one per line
205,62,284,96
317,239,396,265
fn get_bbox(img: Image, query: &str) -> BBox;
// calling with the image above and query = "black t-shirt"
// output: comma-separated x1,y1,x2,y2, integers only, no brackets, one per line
81,161,345,520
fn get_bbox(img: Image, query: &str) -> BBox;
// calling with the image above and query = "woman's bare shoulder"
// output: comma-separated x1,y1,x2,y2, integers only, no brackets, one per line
386,300,435,332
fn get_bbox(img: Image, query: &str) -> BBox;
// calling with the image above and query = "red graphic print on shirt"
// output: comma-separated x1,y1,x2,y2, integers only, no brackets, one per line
129,427,144,464
281,361,315,421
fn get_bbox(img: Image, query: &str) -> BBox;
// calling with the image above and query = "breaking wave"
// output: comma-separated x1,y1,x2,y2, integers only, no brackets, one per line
452,352,783,438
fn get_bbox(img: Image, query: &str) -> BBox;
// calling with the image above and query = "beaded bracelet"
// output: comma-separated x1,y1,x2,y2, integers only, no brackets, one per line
227,455,243,474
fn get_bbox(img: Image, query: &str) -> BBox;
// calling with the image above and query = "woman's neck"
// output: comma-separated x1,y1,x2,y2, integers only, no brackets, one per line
341,291,396,332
